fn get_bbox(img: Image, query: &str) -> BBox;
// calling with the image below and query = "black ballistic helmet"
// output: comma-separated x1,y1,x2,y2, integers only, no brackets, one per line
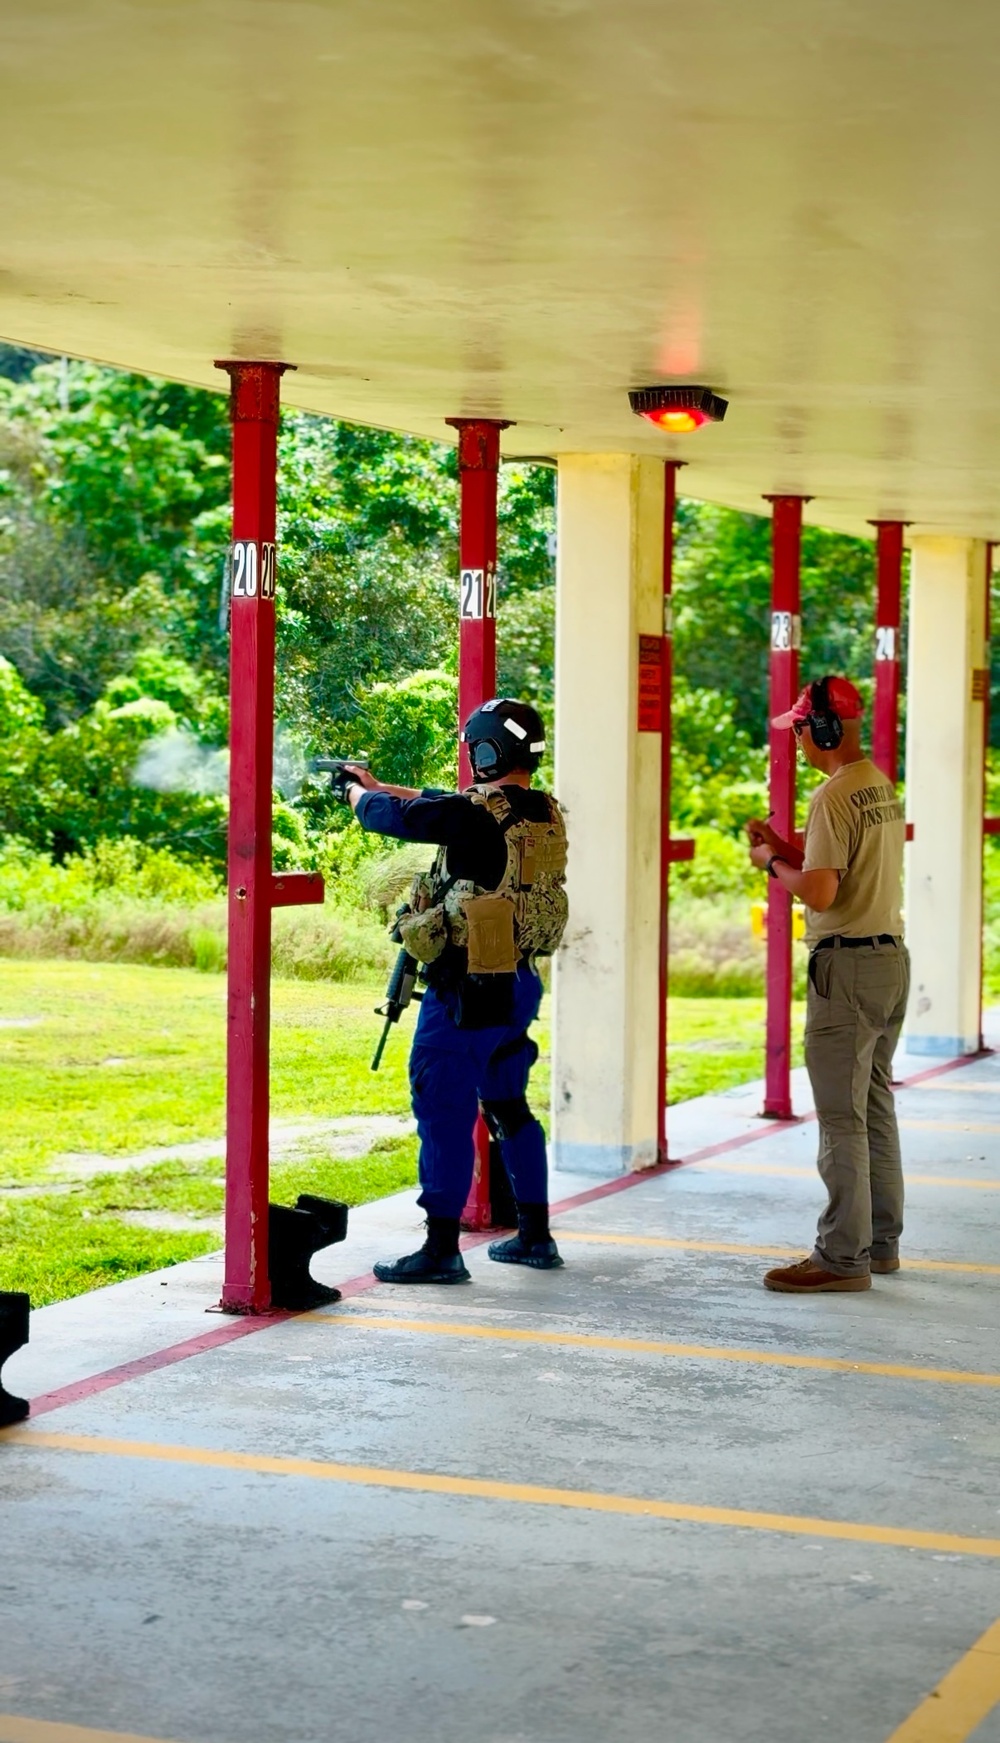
461,698,546,780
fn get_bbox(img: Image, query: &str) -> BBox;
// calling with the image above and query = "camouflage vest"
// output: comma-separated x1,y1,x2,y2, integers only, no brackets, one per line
396,785,568,969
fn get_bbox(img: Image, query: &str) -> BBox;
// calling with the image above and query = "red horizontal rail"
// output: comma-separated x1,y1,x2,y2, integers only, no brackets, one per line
271,871,326,908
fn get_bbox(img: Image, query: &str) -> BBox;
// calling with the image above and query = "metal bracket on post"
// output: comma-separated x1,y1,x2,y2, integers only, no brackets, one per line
762,495,811,1121
447,416,518,1231
0,1291,30,1427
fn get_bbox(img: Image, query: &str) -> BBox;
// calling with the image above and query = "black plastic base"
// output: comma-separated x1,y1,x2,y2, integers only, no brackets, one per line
268,1195,349,1311
0,1291,30,1427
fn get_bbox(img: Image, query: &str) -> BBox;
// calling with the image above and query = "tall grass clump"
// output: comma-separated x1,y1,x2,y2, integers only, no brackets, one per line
0,835,394,979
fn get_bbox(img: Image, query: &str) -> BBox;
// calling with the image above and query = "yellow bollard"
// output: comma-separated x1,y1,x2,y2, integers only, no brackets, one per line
751,901,805,941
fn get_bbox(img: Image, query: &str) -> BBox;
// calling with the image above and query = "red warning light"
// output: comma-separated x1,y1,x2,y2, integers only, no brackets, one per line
628,385,728,432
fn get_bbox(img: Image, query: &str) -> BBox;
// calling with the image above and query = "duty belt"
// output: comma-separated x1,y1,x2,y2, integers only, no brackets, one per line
812,933,899,953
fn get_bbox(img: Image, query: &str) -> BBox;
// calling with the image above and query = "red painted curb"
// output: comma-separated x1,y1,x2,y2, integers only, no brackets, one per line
28,1312,294,1418
14,1044,993,1424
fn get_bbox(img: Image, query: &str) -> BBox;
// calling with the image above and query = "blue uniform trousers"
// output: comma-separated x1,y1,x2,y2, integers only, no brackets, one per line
410,964,548,1220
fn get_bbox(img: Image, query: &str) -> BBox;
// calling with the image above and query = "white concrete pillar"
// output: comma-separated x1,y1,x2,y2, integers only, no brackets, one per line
552,454,663,1174
904,536,988,1055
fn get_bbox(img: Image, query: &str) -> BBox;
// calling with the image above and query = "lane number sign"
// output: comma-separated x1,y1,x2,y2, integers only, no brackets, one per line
459,565,497,621
875,626,897,662
770,611,801,652
231,541,276,601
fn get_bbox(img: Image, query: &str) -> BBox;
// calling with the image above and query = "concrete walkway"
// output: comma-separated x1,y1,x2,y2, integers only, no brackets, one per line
3,1042,1000,1743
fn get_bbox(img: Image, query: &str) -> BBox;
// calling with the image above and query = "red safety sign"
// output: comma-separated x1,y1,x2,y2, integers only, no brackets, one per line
637,633,664,731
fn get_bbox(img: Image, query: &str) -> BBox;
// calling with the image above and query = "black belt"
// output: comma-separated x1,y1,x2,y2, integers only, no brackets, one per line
812,934,898,953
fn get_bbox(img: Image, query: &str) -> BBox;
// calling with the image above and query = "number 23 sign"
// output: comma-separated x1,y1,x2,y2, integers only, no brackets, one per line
459,566,497,621
231,541,276,601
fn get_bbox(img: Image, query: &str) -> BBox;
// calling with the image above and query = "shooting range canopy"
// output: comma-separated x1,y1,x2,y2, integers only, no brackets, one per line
3,0,1000,537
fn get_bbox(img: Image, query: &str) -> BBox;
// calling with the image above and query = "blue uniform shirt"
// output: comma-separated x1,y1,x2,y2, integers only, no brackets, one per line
355,786,553,889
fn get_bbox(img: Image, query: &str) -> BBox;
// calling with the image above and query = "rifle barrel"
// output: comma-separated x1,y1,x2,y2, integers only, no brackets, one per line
371,1012,395,1072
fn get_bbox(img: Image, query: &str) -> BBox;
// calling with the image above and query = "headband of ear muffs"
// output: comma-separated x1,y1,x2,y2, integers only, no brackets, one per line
805,676,844,751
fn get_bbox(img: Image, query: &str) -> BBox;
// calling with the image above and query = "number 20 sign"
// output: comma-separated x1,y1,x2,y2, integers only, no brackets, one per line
231,541,276,601
459,566,497,621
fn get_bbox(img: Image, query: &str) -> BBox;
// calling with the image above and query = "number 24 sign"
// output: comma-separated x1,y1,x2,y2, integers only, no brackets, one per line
231,541,276,600
459,566,497,621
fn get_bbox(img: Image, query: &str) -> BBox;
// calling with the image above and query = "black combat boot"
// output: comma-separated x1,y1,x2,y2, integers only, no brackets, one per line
488,1203,563,1270
373,1216,471,1285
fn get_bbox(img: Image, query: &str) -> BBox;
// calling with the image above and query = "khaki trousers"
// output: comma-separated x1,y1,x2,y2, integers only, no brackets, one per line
804,939,910,1277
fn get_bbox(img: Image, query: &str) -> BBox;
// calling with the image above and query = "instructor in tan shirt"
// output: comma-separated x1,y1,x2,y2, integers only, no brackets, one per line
746,676,910,1293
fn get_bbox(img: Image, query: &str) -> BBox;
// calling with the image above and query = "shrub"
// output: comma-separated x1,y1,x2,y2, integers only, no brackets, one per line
670,826,760,900
0,836,220,910
353,668,458,790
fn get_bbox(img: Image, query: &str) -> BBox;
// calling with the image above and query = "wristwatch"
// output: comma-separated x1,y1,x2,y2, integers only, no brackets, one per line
766,854,785,879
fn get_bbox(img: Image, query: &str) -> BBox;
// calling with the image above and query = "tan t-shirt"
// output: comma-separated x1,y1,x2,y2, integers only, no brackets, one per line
801,759,905,946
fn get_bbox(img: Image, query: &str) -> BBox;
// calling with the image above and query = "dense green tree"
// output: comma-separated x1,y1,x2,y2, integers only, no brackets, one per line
496,463,555,702
674,503,889,744
0,364,233,720
274,418,456,741
1,340,935,880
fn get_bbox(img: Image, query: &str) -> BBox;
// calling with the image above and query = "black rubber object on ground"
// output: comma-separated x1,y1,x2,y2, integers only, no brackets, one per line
0,1291,30,1427
268,1195,349,1310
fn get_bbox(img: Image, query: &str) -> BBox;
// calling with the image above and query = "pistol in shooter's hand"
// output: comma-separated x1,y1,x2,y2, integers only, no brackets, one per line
314,756,371,803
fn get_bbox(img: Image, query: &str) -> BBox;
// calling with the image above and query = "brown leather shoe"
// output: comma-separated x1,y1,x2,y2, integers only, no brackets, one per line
870,1256,901,1274
763,1257,871,1293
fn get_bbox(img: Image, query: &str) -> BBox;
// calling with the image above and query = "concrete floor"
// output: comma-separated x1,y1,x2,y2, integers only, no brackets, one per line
3,1041,1000,1743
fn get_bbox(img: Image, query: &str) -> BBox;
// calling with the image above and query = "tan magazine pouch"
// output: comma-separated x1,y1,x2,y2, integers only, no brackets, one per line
463,894,519,975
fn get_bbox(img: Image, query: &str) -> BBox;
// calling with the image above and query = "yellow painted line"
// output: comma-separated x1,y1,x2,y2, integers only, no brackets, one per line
554,1231,1000,1276
8,1429,1000,1559
0,1718,176,1743
700,1161,1000,1191
910,1080,1000,1094
884,1615,1000,1742
899,1119,998,1133
326,1313,1000,1390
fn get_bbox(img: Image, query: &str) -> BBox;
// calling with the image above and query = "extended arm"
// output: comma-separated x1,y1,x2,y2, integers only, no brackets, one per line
343,766,421,807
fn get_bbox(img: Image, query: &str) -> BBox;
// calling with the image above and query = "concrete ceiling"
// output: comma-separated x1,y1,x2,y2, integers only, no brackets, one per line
3,0,1000,537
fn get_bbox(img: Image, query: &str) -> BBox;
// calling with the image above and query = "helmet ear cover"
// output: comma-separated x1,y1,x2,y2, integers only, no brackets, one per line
462,699,545,779
805,676,843,752
468,735,506,779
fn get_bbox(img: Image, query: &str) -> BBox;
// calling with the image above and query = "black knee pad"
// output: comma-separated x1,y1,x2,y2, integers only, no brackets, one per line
481,1096,533,1143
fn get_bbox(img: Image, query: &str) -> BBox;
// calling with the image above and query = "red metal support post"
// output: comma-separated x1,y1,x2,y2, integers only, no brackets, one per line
446,417,513,1229
447,418,509,788
216,359,286,1313
870,521,906,786
656,461,684,1163
762,495,809,1120
980,542,995,1050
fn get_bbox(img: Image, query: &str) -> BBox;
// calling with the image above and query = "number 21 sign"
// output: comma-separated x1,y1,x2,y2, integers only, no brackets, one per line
459,566,497,621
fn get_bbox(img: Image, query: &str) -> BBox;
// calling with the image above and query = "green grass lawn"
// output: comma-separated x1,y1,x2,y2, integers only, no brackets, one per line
0,959,803,1305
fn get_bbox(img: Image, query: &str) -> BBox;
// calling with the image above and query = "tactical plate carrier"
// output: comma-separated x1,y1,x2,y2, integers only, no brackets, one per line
396,785,568,976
